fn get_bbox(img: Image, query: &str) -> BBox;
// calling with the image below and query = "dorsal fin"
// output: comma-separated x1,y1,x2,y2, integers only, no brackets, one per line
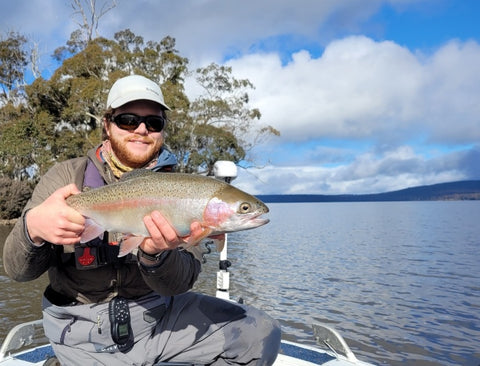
119,169,157,181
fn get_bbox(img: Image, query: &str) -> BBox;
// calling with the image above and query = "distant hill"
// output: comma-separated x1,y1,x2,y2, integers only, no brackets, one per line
257,180,480,203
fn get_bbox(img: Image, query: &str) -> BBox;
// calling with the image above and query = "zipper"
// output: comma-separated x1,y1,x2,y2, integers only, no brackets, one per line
60,317,77,344
97,314,103,334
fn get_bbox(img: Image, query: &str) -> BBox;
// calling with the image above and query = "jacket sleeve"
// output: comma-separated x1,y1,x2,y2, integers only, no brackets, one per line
3,159,86,282
2,213,53,282
138,248,202,296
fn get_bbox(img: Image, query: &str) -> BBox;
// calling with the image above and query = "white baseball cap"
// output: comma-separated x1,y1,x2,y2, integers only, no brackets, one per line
106,75,171,110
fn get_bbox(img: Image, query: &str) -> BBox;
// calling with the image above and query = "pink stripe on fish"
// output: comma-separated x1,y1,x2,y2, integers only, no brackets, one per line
86,197,160,211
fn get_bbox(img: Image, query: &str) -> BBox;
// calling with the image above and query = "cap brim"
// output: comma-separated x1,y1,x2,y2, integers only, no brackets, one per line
109,91,171,110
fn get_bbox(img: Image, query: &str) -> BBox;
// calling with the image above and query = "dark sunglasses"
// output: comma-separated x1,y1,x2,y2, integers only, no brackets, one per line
112,113,165,133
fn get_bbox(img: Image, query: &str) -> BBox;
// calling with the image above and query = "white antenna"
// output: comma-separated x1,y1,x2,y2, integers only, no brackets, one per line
213,161,238,300
213,161,237,183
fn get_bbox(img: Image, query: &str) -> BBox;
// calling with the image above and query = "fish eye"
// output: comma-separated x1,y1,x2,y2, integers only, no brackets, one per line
239,202,252,213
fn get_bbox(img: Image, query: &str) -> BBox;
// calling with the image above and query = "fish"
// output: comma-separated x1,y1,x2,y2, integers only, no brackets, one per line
66,169,269,256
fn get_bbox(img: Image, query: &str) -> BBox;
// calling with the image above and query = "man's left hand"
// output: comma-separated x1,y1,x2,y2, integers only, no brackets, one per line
140,211,207,255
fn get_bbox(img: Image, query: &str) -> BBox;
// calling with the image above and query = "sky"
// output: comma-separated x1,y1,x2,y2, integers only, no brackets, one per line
2,0,480,195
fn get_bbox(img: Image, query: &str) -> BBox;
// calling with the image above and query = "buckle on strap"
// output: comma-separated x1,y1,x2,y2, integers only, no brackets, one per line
74,241,138,270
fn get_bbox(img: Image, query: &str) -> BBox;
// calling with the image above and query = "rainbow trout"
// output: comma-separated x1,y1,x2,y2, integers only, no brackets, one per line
66,170,269,256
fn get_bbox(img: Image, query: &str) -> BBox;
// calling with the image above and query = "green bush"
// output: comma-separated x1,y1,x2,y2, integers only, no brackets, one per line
0,177,33,219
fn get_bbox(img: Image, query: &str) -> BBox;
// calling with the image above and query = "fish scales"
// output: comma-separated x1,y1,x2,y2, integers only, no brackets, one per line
71,173,226,206
66,170,269,256
68,174,217,234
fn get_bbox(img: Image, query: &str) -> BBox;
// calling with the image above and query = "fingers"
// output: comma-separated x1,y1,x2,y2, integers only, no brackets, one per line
141,213,179,254
26,184,85,245
150,211,180,244
58,183,82,197
141,211,195,254
141,211,218,255
55,184,84,224
189,221,202,236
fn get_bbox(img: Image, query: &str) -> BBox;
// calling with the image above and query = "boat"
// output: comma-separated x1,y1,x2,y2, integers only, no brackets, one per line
0,319,373,366
0,162,374,366
0,234,375,366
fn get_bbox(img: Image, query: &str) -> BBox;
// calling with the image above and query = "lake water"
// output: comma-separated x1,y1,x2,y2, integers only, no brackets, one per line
1,201,479,365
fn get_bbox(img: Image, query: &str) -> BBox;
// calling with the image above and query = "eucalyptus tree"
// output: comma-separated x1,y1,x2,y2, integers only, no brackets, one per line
1,25,279,181
0,31,28,105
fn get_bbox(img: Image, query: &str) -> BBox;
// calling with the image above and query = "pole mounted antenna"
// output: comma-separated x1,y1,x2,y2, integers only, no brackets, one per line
213,161,238,300
213,161,237,183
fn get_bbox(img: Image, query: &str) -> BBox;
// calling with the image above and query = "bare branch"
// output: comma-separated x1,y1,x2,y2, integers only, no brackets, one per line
29,41,41,79
70,0,117,43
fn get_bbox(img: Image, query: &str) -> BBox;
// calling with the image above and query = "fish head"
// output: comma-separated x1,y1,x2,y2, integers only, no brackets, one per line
204,186,270,233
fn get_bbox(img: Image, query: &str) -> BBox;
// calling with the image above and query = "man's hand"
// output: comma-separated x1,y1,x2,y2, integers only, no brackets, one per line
26,184,85,245
140,211,223,255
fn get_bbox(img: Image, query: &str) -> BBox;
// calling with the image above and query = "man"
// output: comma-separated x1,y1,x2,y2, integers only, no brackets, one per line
3,75,281,365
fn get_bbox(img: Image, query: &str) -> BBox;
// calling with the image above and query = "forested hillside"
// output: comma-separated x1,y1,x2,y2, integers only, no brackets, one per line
258,180,480,203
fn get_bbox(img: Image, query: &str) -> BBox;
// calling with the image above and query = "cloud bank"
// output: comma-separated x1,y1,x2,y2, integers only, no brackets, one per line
2,0,479,194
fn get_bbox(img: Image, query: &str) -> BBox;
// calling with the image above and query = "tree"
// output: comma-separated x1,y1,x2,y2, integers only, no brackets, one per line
0,177,32,219
0,31,28,105
181,63,280,174
0,105,36,180
0,29,279,181
53,0,117,61
71,0,117,43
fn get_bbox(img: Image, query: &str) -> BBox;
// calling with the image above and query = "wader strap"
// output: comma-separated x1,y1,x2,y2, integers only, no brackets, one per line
84,157,105,189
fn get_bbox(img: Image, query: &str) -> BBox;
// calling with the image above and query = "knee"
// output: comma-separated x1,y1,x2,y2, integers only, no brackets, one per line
223,306,282,366
261,316,282,364
248,309,282,365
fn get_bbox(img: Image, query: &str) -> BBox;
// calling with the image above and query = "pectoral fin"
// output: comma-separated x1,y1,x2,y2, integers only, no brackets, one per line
118,235,145,257
211,236,225,252
186,227,214,246
80,218,105,243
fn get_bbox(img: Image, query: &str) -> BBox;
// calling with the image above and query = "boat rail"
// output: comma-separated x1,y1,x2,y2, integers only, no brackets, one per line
0,320,49,361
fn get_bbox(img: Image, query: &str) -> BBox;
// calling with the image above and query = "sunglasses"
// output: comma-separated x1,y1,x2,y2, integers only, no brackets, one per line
112,113,165,133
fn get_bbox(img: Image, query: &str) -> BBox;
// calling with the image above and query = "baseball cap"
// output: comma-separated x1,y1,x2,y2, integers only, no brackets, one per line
106,75,171,110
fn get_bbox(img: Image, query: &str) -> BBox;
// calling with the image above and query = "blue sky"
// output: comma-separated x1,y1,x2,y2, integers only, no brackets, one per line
2,0,480,194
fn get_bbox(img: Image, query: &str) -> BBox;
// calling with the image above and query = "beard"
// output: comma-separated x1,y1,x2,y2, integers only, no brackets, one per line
109,133,163,169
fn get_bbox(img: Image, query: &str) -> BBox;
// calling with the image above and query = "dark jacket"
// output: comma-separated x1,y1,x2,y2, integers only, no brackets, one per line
3,146,202,304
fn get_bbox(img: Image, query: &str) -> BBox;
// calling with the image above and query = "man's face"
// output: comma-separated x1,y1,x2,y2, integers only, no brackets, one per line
105,100,165,168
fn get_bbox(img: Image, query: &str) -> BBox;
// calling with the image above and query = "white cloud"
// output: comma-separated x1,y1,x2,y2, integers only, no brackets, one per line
421,40,480,143
104,0,386,63
227,36,480,148
3,0,480,195
235,145,478,195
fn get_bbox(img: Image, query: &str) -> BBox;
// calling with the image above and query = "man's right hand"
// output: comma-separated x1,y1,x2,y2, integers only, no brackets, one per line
26,184,86,246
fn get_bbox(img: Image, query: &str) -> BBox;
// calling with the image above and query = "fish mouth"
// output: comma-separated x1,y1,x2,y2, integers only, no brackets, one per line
252,217,269,226
249,213,270,227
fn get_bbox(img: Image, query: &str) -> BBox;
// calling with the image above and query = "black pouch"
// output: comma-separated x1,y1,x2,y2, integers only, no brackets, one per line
74,239,120,270
44,285,77,306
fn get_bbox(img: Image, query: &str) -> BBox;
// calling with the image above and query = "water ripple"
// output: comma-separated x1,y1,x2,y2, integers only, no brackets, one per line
2,201,480,365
